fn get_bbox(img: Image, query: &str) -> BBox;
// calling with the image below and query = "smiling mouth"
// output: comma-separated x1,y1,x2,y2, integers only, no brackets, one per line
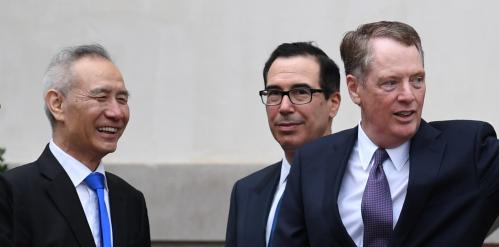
394,111,415,117
97,126,119,134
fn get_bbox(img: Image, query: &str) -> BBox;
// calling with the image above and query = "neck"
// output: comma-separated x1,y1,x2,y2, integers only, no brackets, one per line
52,134,101,171
359,122,405,149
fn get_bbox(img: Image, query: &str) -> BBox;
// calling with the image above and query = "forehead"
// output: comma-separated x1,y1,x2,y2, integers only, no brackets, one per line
266,55,320,89
71,56,126,90
366,38,424,78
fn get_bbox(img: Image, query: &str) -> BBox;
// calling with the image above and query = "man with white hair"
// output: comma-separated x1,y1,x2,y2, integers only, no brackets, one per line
0,44,150,247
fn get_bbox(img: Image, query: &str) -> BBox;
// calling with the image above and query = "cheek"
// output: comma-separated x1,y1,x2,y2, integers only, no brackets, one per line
368,100,391,121
266,108,278,121
417,92,426,107
123,107,131,122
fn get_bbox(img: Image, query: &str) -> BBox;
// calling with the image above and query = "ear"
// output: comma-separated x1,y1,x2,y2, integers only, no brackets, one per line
45,89,65,123
327,91,341,118
347,74,362,106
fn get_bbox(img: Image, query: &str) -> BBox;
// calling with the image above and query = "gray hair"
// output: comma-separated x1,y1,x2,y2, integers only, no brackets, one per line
43,44,112,128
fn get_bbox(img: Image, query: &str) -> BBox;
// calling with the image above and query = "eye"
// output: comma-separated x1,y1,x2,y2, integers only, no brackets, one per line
410,76,425,88
92,95,108,102
380,80,397,91
293,88,311,95
117,95,128,104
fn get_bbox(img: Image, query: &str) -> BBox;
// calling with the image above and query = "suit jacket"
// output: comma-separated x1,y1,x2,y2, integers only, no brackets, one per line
225,161,281,247
273,120,499,247
0,145,151,247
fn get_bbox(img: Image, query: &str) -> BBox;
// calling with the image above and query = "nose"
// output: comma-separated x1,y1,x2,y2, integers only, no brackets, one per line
397,81,416,103
278,94,295,114
105,99,128,121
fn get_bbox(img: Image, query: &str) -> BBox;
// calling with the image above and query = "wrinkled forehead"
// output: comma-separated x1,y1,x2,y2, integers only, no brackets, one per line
70,56,125,88
363,38,424,77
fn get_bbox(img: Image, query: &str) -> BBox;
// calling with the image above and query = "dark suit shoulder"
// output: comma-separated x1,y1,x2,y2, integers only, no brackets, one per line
105,172,144,195
298,127,357,155
234,162,281,190
429,120,495,134
1,162,41,189
2,162,37,176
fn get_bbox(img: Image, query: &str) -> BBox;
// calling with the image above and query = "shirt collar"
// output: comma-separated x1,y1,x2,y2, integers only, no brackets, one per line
357,124,410,171
49,139,107,189
280,155,291,185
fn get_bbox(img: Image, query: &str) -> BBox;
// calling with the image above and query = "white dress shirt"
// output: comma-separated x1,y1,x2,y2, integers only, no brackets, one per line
49,140,113,247
337,125,410,247
265,156,291,246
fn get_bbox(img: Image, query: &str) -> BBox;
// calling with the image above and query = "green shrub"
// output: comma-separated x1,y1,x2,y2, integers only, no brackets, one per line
0,147,7,173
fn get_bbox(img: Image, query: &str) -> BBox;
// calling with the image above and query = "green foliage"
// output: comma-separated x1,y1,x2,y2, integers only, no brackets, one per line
0,147,7,173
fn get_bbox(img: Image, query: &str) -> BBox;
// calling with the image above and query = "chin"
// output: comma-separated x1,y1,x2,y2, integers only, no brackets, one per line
394,129,418,143
98,144,118,154
278,140,301,151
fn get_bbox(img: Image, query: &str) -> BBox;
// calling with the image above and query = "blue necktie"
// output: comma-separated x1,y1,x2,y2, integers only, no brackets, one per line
362,148,392,247
267,195,283,247
85,172,112,247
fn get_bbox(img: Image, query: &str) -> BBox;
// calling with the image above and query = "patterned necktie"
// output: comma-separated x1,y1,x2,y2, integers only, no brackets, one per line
85,172,112,247
361,148,392,247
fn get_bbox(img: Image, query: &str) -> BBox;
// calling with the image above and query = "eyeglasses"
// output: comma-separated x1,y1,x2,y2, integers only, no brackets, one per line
259,87,323,106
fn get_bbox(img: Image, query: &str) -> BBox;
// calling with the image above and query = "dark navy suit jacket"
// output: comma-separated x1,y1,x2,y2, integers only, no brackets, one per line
274,120,499,247
0,145,151,247
225,162,281,247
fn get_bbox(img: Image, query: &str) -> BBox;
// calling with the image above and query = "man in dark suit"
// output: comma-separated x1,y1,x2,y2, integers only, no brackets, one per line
0,44,150,247
225,42,341,247
273,21,499,247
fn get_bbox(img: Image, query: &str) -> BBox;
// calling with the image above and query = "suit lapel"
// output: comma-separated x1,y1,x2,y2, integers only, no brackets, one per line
39,146,96,247
247,162,281,245
107,173,127,247
324,127,358,247
390,121,445,246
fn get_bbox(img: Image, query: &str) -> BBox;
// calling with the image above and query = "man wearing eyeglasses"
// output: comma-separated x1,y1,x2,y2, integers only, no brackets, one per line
225,42,341,247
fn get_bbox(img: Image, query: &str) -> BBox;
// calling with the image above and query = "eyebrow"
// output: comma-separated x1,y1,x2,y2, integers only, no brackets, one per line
89,87,130,97
413,71,426,77
265,83,312,90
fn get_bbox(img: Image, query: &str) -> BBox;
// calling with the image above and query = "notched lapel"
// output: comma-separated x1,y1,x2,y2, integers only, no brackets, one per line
391,121,446,246
108,174,127,247
46,173,96,247
246,162,281,245
324,127,359,247
39,145,95,247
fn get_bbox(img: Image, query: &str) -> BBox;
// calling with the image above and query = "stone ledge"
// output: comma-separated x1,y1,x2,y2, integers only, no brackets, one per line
107,163,265,241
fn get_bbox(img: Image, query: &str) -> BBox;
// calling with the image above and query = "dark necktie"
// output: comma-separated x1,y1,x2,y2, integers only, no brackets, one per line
361,148,392,247
268,174,288,247
85,172,112,247
267,195,284,247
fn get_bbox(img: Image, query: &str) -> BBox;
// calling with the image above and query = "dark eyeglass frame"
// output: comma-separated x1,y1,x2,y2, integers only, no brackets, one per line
259,87,323,106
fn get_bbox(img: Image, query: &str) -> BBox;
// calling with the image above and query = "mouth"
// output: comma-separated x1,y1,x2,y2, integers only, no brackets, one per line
97,126,119,134
393,110,416,121
276,121,303,132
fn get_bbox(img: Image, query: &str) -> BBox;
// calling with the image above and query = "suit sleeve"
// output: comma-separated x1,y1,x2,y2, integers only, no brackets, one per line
272,151,309,247
225,182,238,247
474,122,499,204
0,175,14,247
